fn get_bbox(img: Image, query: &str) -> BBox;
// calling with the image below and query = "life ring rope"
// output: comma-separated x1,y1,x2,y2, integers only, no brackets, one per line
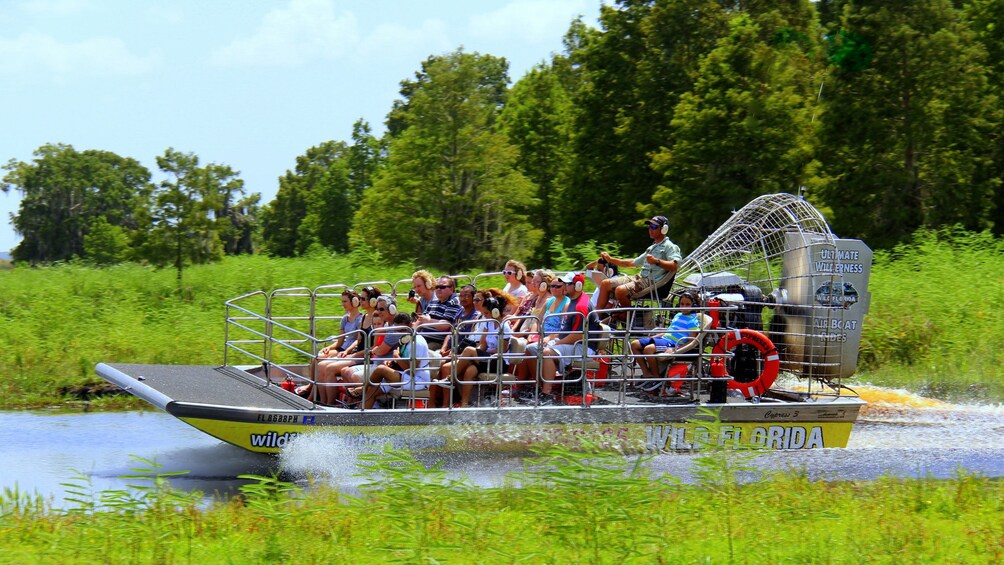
712,328,780,398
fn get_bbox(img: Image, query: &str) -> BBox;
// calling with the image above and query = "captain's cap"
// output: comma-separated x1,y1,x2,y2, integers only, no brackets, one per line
645,215,669,229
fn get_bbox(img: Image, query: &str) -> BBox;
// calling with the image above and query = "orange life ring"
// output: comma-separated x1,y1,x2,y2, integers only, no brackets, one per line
712,328,780,398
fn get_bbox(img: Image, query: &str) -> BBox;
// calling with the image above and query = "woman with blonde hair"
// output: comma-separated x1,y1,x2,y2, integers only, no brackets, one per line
501,259,528,299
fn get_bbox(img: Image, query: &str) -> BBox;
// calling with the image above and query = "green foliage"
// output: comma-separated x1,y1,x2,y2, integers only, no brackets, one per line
83,216,130,266
651,9,822,251
857,227,1004,399
0,446,1001,562
352,49,540,271
501,62,575,265
548,238,621,271
262,127,382,258
0,254,414,409
817,0,1000,248
1,143,152,264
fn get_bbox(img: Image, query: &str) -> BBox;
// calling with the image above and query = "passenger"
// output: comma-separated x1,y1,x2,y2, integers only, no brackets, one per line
629,291,701,381
520,273,601,403
511,270,552,339
439,284,481,356
357,286,383,332
414,275,463,350
508,269,543,334
584,258,619,308
407,270,436,315
334,296,403,404
308,286,382,402
537,273,570,341
501,260,529,299
297,289,365,397
431,291,512,408
594,215,682,314
357,313,432,410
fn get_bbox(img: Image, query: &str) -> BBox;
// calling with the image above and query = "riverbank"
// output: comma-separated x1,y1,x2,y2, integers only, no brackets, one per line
1,228,1000,409
1,445,1000,563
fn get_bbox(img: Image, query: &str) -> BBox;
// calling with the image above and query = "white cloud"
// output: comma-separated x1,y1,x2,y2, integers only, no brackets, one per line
0,31,154,77
359,19,450,60
468,0,588,45
19,0,91,17
211,0,360,67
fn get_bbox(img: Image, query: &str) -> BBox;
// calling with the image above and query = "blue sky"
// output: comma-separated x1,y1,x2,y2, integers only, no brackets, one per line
0,0,602,254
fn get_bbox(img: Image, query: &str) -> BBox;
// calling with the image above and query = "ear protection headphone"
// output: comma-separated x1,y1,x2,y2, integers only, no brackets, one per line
678,291,698,308
572,276,583,292
660,222,669,235
377,296,397,315
516,269,524,280
539,281,548,293
350,294,360,307
487,297,501,319
599,260,615,278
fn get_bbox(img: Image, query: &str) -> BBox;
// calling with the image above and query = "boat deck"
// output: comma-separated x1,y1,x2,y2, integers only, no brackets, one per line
97,363,317,411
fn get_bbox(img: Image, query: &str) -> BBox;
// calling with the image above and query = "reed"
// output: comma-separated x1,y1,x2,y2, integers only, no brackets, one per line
0,445,1000,563
0,228,1000,408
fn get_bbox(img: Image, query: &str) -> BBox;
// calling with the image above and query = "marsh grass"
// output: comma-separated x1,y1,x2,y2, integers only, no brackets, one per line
0,228,1001,408
0,446,1000,563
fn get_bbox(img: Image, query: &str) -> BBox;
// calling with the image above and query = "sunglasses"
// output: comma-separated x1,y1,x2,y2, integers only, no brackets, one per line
502,270,515,275
550,283,565,288
376,307,388,312
473,297,484,302
435,285,452,290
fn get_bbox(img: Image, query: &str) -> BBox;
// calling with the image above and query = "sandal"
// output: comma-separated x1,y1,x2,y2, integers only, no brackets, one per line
294,385,312,397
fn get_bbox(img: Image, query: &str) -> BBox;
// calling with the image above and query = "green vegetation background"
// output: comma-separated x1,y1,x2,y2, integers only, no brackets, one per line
0,228,1001,409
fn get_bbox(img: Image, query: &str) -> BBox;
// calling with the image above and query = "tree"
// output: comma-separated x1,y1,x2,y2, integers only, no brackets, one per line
649,9,822,251
964,0,1004,235
352,49,538,271
83,216,130,266
817,0,999,247
1,143,151,263
140,148,235,279
501,62,575,265
263,140,355,256
559,0,732,252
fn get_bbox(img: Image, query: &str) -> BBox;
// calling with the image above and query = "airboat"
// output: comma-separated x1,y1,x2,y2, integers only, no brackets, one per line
96,193,872,454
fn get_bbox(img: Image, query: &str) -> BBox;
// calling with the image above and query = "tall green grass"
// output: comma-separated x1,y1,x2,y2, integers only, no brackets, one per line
856,228,1004,401
0,228,1001,408
0,252,413,408
0,446,1000,563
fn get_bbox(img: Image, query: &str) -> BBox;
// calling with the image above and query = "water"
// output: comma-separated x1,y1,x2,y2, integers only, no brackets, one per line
0,410,275,506
2,386,1001,508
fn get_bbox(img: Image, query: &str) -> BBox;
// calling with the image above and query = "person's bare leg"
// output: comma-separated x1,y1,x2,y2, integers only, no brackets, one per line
540,350,558,395
614,284,632,307
458,365,478,406
630,340,649,378
643,344,661,379
596,279,617,310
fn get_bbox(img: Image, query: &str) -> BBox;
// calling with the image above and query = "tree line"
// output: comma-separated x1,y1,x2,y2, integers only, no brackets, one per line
4,0,1001,273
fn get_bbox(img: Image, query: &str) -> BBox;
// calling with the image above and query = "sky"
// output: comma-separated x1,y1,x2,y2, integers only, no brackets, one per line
0,0,603,255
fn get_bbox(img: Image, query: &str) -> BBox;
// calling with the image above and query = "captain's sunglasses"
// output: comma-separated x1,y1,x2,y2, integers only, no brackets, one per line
502,270,515,275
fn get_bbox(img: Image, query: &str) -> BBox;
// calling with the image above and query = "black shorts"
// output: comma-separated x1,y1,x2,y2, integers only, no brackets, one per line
475,349,506,376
